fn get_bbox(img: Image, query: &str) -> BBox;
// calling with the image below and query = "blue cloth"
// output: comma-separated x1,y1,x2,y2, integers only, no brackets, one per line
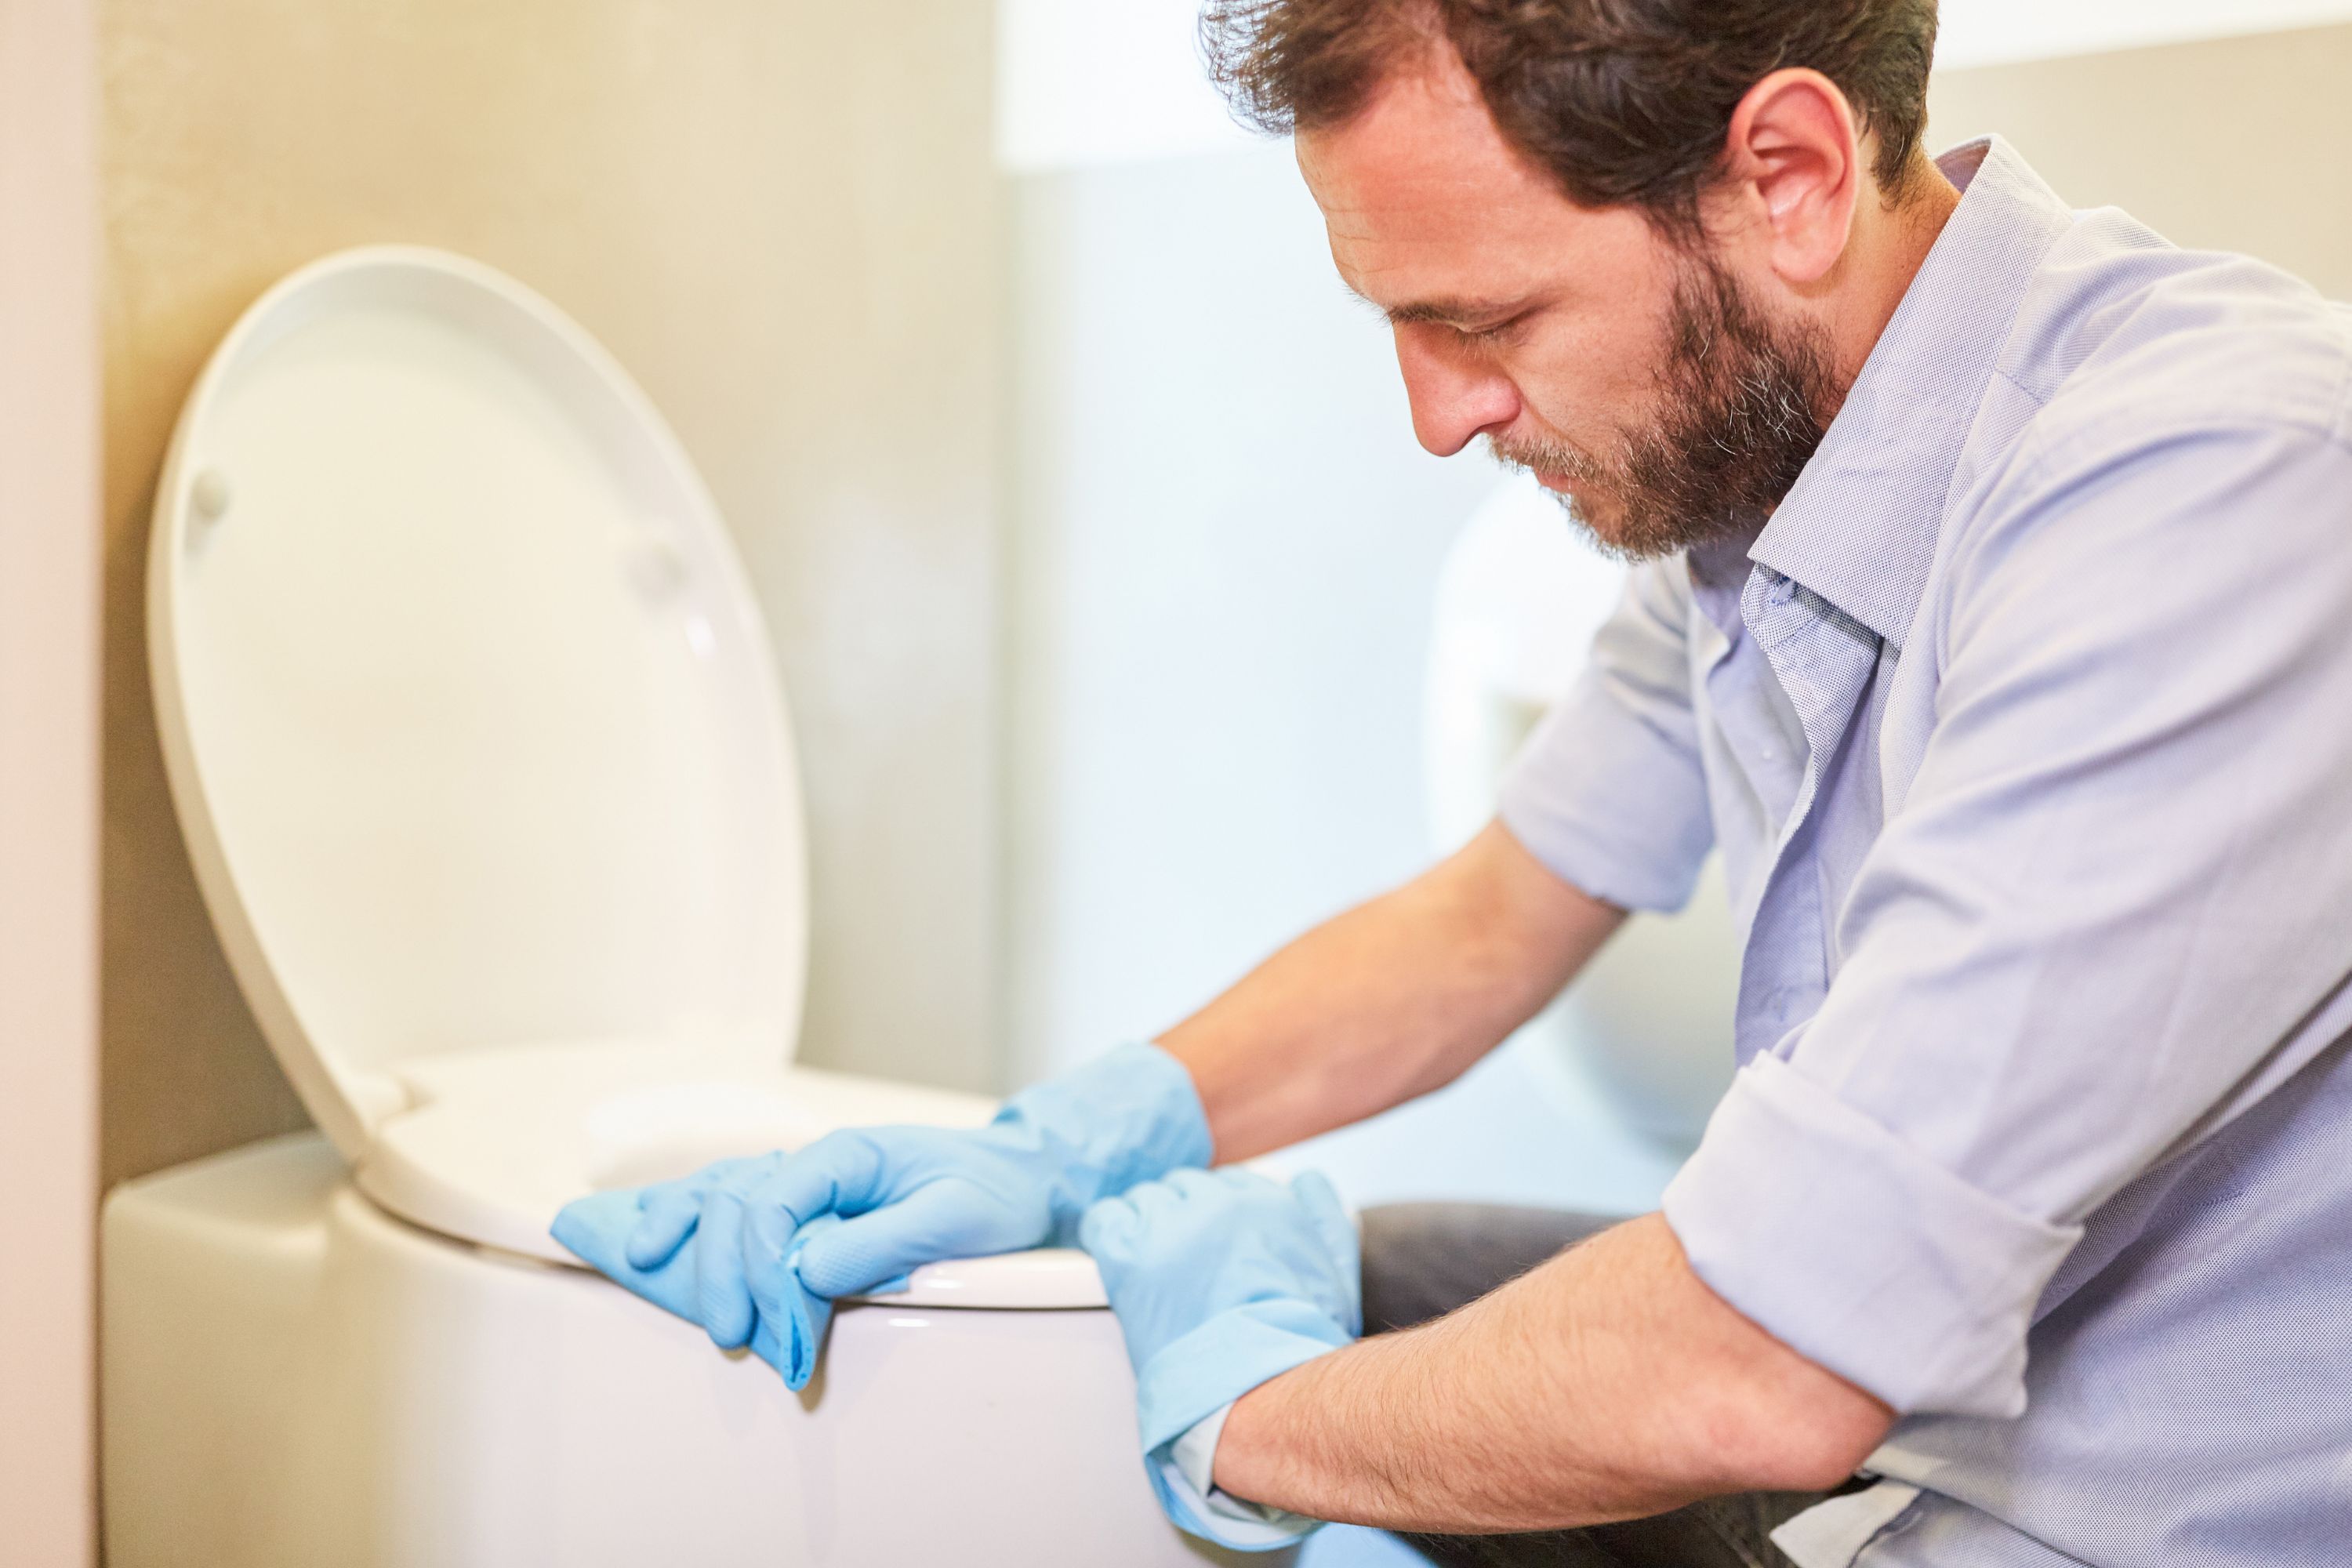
552,1193,839,1389
1080,1169,1360,1552
1499,137,2352,1566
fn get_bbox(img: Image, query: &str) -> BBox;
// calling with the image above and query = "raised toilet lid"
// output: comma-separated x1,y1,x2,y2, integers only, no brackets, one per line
148,247,1105,1308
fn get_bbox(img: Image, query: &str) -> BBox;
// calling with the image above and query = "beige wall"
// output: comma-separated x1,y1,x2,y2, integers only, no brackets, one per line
1,0,103,1559
102,0,1002,1186
1930,20,2352,297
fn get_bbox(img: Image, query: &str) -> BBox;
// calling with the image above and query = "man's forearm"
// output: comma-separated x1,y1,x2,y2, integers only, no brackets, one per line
1158,822,1624,1162
1212,1214,1895,1534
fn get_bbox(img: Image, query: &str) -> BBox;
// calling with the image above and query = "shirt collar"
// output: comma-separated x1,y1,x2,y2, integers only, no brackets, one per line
1746,137,2078,645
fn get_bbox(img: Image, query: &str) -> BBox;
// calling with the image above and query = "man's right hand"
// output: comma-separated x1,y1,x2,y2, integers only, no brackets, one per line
557,1041,1215,1356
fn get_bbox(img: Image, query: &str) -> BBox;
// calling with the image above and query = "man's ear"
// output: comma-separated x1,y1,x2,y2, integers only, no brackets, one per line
1715,68,1863,289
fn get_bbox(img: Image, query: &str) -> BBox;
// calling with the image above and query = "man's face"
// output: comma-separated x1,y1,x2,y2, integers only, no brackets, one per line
1298,49,1841,559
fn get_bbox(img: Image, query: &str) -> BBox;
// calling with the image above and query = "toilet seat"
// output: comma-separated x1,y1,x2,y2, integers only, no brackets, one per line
147,247,1103,1309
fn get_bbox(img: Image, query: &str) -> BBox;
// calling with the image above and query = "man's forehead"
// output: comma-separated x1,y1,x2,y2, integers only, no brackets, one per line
1295,53,1612,314
1295,60,1548,229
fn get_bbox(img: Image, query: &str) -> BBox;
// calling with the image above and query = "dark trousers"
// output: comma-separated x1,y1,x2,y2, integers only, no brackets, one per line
1359,1204,1844,1568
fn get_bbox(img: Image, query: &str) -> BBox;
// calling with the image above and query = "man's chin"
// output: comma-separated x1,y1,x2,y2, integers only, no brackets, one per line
1526,469,1718,562
1541,485,1645,559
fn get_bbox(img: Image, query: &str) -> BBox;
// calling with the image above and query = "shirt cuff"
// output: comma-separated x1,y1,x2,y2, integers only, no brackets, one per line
1662,1054,2082,1417
1770,1482,1922,1568
1159,1404,1322,1551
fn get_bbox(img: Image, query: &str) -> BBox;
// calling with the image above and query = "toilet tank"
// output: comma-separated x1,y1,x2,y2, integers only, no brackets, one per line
101,1136,1276,1568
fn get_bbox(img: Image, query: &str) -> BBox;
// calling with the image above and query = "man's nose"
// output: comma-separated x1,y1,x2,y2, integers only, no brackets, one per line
1395,330,1521,458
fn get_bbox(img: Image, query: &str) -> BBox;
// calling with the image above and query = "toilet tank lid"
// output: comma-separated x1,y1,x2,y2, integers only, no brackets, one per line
146,247,811,1161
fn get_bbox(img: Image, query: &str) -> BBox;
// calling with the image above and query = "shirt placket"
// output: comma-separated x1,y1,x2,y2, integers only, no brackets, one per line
1731,569,1886,1065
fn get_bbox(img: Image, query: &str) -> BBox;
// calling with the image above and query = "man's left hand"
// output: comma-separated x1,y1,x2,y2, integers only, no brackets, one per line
1080,1167,1360,1529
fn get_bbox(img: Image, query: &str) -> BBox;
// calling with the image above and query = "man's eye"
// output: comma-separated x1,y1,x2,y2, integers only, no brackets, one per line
1459,318,1523,347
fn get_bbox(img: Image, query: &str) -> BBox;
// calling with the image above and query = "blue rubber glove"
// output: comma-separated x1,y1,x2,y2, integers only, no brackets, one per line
1080,1167,1361,1548
551,1193,840,1388
560,1042,1212,1367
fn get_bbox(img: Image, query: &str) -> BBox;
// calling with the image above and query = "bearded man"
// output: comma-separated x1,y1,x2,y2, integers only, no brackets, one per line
561,4,2352,1563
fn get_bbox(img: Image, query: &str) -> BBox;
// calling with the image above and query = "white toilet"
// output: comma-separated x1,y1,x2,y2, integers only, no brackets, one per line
100,246,1272,1568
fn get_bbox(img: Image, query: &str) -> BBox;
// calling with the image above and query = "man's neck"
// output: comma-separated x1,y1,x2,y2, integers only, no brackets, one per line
1828,164,1965,405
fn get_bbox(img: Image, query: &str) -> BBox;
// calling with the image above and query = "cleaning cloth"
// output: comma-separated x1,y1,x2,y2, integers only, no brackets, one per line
552,1192,840,1389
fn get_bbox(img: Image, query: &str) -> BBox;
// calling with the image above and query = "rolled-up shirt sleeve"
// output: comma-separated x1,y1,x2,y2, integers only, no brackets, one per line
1498,557,1715,913
1664,423,2352,1418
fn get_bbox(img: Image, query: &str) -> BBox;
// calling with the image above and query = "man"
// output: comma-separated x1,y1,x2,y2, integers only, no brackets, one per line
558,2,2352,1563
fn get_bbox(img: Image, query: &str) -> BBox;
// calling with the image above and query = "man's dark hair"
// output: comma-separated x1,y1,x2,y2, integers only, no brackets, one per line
1201,0,1940,238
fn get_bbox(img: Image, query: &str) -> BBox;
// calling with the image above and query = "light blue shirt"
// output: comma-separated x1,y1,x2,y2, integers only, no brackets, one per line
1501,138,2352,1564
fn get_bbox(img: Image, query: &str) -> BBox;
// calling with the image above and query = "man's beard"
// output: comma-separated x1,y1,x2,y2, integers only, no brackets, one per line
1490,256,1843,561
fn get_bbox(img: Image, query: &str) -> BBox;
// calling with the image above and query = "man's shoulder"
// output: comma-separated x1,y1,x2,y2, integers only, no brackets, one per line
1919,220,2352,642
1992,210,2352,469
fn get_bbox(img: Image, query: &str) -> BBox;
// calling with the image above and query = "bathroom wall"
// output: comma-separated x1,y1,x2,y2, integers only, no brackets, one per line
1928,20,2352,297
1001,149,1499,1085
2,0,103,1558
1000,20,2352,1086
100,0,1003,1187
92,3,2352,1181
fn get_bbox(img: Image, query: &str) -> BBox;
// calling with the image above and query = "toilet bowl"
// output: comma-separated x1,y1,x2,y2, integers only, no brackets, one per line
101,246,1274,1567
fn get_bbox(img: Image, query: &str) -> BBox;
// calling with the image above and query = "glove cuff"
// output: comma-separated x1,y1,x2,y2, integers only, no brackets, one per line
1000,1042,1215,1230
1133,1298,1352,1455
